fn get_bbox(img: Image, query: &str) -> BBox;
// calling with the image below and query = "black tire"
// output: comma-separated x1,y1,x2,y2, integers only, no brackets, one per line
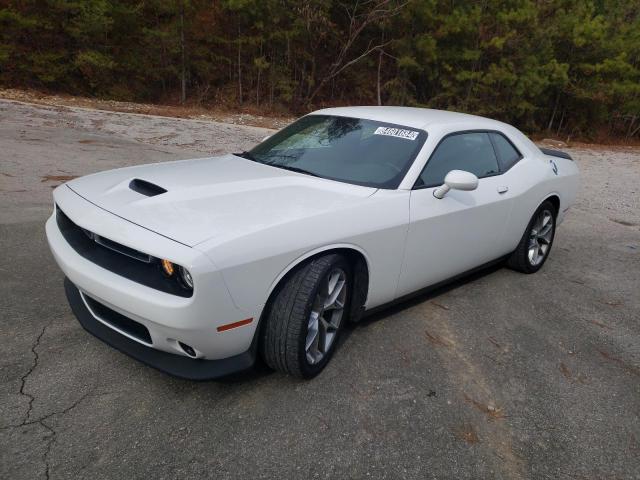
507,200,557,274
260,254,351,379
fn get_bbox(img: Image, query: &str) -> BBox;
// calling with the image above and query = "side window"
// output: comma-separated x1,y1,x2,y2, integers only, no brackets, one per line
490,132,521,171
416,132,499,188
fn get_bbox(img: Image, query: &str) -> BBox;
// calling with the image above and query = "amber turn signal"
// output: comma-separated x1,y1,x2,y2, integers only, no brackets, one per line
161,259,174,276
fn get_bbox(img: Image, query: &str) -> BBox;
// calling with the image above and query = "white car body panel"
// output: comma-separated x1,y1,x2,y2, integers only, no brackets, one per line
48,186,260,359
46,106,579,375
67,154,376,247
399,173,514,296
198,188,409,310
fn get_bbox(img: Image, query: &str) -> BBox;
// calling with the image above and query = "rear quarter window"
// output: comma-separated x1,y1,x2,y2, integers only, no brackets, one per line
490,132,522,171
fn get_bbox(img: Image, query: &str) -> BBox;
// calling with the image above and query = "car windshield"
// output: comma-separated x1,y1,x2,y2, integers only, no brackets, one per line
239,115,427,189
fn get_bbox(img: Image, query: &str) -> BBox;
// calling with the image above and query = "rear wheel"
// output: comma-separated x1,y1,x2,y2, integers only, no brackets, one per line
261,254,351,378
507,200,556,273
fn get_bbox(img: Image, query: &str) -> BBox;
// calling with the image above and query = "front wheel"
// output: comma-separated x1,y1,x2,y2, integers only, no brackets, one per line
261,254,351,379
507,201,557,273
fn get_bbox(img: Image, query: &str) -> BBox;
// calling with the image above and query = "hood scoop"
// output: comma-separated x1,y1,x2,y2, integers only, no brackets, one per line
129,178,167,197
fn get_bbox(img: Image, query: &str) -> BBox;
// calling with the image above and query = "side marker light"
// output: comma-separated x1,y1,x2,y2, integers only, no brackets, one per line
217,318,253,332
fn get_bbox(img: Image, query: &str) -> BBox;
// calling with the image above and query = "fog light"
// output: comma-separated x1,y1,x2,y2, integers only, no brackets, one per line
161,259,174,276
179,342,196,358
179,266,193,289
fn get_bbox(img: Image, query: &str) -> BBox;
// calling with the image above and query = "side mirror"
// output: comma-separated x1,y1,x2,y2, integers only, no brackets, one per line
433,170,479,199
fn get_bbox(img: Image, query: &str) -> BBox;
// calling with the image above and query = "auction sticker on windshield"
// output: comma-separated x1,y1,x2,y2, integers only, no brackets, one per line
374,126,419,141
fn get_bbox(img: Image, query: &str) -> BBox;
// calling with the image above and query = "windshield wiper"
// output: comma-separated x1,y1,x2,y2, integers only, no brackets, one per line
235,152,319,178
274,164,320,178
235,151,258,161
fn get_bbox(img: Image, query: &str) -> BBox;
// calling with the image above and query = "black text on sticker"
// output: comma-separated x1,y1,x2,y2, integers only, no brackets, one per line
374,127,419,141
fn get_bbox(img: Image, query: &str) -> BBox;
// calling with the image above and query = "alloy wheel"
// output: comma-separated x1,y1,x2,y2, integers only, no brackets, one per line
528,209,554,266
305,268,347,365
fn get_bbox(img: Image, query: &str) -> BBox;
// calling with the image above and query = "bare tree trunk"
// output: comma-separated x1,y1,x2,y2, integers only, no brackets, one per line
286,34,290,67
627,115,637,138
299,63,306,103
180,2,186,104
256,69,261,107
463,0,487,109
156,12,167,96
269,74,274,108
556,108,565,136
237,28,243,105
306,40,389,106
377,25,385,106
377,48,383,106
304,0,406,107
548,93,559,131
269,49,274,108
304,58,316,100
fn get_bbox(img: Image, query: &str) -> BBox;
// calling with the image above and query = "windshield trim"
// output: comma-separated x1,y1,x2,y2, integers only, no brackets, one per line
245,115,428,190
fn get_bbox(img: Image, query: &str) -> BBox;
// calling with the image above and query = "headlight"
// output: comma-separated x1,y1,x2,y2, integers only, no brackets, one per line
160,259,193,291
179,266,193,289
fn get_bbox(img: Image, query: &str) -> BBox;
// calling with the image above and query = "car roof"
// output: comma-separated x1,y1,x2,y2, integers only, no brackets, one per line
312,106,507,131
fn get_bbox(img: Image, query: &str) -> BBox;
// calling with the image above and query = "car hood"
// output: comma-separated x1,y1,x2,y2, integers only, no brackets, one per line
67,154,377,247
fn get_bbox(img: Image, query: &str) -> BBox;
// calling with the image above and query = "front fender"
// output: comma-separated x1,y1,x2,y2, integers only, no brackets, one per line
197,190,410,311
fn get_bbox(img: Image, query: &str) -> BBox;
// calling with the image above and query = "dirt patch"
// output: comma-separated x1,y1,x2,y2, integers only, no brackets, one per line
430,301,450,310
454,424,480,444
598,349,640,377
0,87,293,130
464,394,507,421
600,299,623,307
610,218,637,227
559,362,589,384
591,320,612,330
425,330,454,348
41,175,78,183
559,362,572,380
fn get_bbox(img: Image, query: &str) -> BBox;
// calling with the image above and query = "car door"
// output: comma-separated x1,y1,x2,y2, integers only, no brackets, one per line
396,131,515,297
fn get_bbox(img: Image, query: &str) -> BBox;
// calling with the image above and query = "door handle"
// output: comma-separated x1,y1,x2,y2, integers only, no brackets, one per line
497,186,509,194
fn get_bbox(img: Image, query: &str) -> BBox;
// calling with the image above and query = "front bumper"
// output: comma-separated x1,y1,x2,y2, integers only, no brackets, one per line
47,185,263,378
65,278,256,380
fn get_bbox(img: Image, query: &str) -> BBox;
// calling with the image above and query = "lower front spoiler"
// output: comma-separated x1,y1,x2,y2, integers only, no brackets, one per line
64,278,256,380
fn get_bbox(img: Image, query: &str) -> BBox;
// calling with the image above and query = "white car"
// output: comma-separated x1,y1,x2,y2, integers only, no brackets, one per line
46,107,579,379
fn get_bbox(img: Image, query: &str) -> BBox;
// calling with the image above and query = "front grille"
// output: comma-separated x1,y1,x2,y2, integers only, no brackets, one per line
83,294,152,344
90,232,152,263
56,205,192,298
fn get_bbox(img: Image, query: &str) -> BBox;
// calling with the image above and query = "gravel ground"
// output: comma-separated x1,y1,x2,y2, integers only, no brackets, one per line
1,99,639,479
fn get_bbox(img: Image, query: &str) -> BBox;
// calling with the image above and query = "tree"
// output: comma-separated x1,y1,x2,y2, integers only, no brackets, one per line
0,0,638,139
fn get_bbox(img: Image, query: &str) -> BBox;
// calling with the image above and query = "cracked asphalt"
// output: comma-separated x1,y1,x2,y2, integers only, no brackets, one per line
1,100,639,479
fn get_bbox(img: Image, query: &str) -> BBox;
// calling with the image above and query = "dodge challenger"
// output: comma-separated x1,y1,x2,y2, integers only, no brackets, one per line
46,107,579,379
